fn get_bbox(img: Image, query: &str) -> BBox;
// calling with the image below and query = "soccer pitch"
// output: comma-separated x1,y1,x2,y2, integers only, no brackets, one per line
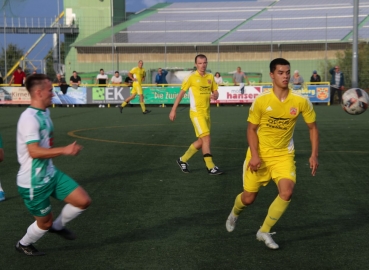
1,105,368,269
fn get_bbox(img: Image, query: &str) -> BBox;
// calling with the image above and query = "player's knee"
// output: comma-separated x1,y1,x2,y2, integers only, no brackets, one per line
241,191,257,205
79,196,91,210
279,189,293,201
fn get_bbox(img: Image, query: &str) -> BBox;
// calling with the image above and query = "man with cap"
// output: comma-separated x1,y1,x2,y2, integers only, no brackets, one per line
310,70,321,85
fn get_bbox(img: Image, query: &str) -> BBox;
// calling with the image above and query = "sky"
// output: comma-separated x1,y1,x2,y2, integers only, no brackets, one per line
0,0,250,72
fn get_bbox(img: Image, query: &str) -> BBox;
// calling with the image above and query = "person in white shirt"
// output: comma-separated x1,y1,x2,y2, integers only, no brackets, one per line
214,72,223,85
96,69,108,86
111,71,122,85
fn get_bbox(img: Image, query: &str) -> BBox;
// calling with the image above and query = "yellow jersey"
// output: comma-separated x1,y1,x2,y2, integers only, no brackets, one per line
247,89,316,157
181,71,218,114
130,67,146,85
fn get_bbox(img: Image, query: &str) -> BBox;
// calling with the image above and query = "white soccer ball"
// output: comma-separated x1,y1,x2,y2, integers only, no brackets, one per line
341,88,369,115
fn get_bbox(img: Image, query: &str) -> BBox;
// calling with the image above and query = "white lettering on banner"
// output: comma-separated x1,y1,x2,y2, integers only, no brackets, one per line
105,87,124,100
155,92,164,99
213,86,262,103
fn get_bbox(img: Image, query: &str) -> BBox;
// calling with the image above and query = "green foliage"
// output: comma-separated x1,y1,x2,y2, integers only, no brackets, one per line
0,43,25,78
44,42,65,79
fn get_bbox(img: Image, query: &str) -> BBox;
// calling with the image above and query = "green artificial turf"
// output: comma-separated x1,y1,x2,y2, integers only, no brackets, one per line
0,104,368,269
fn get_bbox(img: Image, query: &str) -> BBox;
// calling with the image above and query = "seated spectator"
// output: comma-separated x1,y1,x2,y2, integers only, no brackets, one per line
9,66,26,86
96,68,108,87
310,70,321,84
124,76,133,87
214,72,223,85
290,70,304,88
155,68,168,86
70,71,81,88
54,74,68,95
111,71,122,85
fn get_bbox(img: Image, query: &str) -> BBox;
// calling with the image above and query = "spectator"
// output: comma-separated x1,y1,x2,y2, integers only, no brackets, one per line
233,67,249,94
111,71,122,85
69,71,81,88
290,70,304,87
54,74,68,95
214,72,223,85
329,66,344,104
310,70,321,85
124,76,133,87
95,68,108,87
155,68,168,86
9,66,26,86
0,76,3,85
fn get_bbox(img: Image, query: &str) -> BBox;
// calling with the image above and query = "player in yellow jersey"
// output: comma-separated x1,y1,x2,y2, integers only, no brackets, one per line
225,58,319,249
119,60,151,114
169,54,223,175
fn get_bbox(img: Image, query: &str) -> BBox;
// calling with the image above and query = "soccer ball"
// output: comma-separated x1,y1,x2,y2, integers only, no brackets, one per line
341,88,369,115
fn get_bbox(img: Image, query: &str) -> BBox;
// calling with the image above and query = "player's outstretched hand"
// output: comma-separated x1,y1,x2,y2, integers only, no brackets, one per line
309,156,319,176
169,110,176,121
63,141,83,156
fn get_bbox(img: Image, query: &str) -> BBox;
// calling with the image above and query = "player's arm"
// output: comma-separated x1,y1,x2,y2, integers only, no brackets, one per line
244,74,250,85
211,90,219,100
129,72,136,82
77,78,81,86
169,90,186,121
27,141,82,159
8,75,14,85
247,122,261,173
306,122,319,176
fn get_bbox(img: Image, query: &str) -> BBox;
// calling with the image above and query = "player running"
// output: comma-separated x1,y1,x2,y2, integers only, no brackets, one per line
119,60,151,114
15,74,91,256
225,58,319,249
169,54,223,175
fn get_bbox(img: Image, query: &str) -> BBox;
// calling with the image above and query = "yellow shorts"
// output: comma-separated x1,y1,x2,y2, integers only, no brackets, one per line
243,150,296,192
190,113,211,138
131,82,143,95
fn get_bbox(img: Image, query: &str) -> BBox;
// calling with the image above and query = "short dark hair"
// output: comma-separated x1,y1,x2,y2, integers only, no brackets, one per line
115,71,119,74
17,66,22,70
215,72,220,76
25,74,51,93
73,71,77,73
100,69,104,71
195,54,207,64
270,58,290,73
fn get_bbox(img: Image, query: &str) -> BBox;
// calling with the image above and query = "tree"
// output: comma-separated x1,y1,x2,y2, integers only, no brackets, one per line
0,43,26,80
44,42,65,79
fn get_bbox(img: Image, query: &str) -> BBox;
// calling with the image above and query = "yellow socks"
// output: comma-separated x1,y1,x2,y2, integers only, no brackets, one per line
203,154,215,170
260,195,290,233
232,193,246,216
140,102,146,112
181,144,198,162
120,101,128,108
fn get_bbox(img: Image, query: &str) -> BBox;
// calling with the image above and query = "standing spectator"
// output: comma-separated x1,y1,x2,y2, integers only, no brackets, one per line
119,60,151,114
9,67,26,86
233,67,249,94
310,70,321,85
0,133,5,201
15,74,91,256
95,69,108,86
69,71,81,88
155,68,168,86
54,74,68,95
111,71,122,85
214,72,223,85
290,70,304,87
329,66,344,104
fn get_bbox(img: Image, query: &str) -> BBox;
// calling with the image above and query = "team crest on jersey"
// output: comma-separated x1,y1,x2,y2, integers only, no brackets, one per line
290,107,297,115
207,79,211,84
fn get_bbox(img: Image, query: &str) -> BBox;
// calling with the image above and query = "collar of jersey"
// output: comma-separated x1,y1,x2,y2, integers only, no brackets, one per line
29,106,46,112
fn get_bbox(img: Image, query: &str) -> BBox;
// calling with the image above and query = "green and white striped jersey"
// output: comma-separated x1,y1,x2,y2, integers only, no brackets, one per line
17,107,55,188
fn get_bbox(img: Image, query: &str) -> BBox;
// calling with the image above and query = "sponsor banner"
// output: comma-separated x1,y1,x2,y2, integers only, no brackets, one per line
262,85,330,103
53,86,87,104
87,86,131,104
212,86,262,104
131,87,190,104
0,87,31,104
